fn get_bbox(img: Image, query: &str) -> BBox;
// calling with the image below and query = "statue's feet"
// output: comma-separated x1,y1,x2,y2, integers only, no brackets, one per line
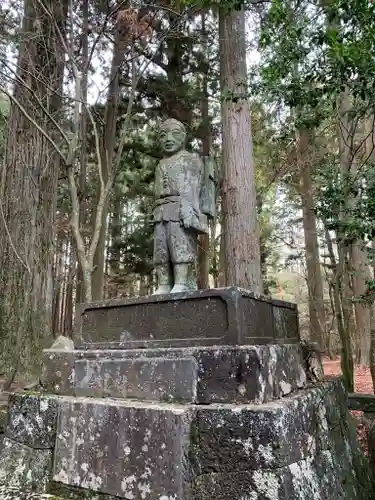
154,285,172,295
170,284,189,294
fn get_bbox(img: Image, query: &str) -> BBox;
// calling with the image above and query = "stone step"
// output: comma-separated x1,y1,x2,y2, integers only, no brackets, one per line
74,356,198,402
0,380,369,500
43,344,307,404
49,380,365,499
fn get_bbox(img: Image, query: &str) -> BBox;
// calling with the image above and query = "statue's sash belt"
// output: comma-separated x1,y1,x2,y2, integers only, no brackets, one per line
153,196,180,223
154,196,180,206
153,196,209,234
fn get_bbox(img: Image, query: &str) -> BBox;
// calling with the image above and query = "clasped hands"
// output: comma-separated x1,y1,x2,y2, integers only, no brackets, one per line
180,207,195,229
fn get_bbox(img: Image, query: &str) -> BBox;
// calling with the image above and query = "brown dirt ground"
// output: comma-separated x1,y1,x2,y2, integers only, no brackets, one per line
323,358,372,455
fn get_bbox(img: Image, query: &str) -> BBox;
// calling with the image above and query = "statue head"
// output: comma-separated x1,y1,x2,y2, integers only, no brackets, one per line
159,119,186,155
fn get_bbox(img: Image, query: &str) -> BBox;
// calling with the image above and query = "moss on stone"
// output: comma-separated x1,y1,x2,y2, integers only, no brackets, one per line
22,391,42,396
0,484,65,499
49,482,121,500
0,408,8,432
190,422,201,445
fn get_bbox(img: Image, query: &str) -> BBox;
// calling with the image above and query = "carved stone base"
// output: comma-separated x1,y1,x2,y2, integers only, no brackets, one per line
75,287,300,349
42,344,307,404
4,290,367,498
0,380,370,499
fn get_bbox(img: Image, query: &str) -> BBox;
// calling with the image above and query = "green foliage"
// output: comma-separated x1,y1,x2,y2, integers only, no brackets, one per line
315,160,375,245
257,0,375,127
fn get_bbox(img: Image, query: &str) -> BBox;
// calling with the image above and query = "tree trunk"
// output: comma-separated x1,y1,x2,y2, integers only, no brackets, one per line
217,225,226,287
211,225,219,288
219,6,262,292
339,255,355,392
76,0,89,305
318,0,354,388
107,187,122,298
334,89,358,389
327,281,336,359
64,240,74,337
364,117,375,390
52,233,64,337
337,88,372,365
349,116,372,364
91,30,126,301
109,187,122,277
197,12,211,290
0,0,67,374
52,269,60,338
257,194,268,294
350,243,372,364
325,227,354,391
297,127,326,351
370,326,375,393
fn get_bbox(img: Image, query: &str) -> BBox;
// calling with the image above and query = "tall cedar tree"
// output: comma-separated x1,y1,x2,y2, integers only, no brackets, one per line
0,0,67,374
219,5,262,292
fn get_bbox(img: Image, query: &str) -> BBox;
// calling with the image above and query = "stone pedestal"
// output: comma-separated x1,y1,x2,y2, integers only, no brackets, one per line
43,344,306,404
0,288,371,499
75,287,300,349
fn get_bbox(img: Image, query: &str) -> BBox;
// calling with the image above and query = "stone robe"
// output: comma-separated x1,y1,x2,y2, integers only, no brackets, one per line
153,150,208,265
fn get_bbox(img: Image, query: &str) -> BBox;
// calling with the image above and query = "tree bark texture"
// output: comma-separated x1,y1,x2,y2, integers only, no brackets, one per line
297,128,326,351
0,0,67,373
197,16,211,290
350,243,372,364
348,114,372,364
337,89,372,365
325,227,354,391
91,29,126,301
75,0,89,305
219,7,262,293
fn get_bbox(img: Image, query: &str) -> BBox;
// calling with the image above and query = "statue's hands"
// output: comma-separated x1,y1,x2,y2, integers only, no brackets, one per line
182,214,193,228
180,204,194,229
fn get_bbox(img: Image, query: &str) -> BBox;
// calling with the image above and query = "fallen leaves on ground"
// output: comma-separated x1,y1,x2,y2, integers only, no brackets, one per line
323,357,373,455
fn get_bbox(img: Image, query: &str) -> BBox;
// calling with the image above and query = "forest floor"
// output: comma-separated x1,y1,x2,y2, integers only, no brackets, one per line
323,357,372,455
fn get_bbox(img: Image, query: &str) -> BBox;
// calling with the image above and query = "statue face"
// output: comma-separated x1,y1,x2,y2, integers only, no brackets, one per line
159,119,186,155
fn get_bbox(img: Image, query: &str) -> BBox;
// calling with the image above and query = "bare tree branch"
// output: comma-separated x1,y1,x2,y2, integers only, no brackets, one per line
0,63,70,146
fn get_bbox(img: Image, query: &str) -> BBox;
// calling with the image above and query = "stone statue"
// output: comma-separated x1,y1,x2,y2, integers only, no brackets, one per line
152,118,215,294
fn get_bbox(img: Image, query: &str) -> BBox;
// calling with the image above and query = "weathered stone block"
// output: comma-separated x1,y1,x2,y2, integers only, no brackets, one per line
191,381,371,500
362,411,375,481
49,335,74,350
194,344,306,404
190,379,366,477
0,438,52,492
74,356,198,402
273,303,300,342
190,389,326,473
192,450,369,500
49,482,125,499
349,392,375,413
75,287,300,349
2,377,367,500
42,350,75,396
6,394,58,449
53,397,192,499
42,344,306,404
